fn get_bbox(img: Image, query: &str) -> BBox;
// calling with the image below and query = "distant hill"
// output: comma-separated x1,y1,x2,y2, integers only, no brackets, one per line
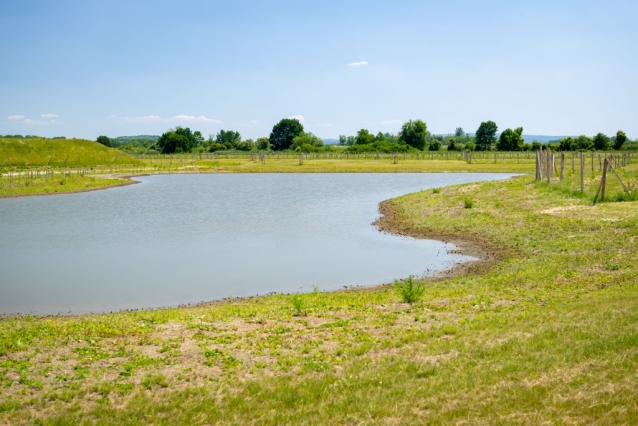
0,137,139,167
521,135,569,143
114,135,159,142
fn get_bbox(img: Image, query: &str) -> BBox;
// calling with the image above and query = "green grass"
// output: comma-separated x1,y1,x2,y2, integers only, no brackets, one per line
1,173,637,424
0,137,139,167
0,173,132,198
140,156,537,173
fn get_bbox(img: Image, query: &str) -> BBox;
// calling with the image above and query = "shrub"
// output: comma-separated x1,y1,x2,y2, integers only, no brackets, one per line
291,294,307,316
464,198,474,209
394,275,426,304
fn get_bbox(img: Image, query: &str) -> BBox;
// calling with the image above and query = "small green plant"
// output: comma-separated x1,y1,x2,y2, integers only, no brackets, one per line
312,285,319,295
394,275,426,304
432,187,440,193
291,294,307,316
141,373,168,389
464,198,473,209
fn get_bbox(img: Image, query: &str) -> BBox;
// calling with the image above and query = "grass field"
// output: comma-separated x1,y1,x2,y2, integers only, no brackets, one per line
0,137,139,167
1,171,637,424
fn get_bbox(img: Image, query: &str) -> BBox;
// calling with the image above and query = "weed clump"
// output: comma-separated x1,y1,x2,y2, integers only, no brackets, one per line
394,275,425,304
464,198,473,208
432,187,441,193
291,294,307,316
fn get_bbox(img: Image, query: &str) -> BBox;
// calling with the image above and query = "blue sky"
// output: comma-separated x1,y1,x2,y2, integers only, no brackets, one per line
1,0,637,140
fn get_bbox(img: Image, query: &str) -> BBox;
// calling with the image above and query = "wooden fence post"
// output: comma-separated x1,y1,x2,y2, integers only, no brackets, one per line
580,152,584,193
546,147,552,184
594,158,609,203
560,152,565,181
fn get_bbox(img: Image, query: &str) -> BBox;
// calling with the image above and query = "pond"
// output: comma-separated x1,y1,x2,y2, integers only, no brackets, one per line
0,173,515,315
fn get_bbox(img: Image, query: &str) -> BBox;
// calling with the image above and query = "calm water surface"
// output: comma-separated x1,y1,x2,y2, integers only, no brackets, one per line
0,173,514,315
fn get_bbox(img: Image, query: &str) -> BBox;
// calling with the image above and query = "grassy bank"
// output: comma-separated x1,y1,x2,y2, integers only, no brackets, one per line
0,173,133,198
0,137,139,167
1,173,637,424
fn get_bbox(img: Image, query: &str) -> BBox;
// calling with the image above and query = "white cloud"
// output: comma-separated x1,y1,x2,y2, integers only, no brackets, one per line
41,113,59,118
123,115,162,123
8,115,25,121
22,119,48,125
347,61,368,67
288,115,306,123
170,115,222,124
381,119,402,125
315,123,333,127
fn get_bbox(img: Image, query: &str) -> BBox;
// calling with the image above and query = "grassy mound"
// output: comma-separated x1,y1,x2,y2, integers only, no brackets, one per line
1,176,637,424
0,137,139,167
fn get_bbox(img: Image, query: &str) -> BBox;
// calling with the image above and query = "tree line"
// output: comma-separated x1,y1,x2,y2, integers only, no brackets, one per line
92,119,636,154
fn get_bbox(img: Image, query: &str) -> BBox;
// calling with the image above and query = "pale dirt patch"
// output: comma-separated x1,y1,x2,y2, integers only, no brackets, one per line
539,205,588,215
490,299,517,308
456,184,479,194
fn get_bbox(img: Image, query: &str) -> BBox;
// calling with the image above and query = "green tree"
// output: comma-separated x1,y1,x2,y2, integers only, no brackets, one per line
235,139,254,151
475,121,498,151
558,137,575,151
496,127,524,151
354,129,376,145
593,133,610,151
428,140,441,151
574,135,593,151
157,127,197,154
96,135,112,147
216,130,241,149
256,137,271,151
614,130,627,150
338,135,347,146
193,131,204,147
454,127,465,137
269,118,304,150
447,138,458,151
290,132,324,152
346,136,355,146
398,119,428,150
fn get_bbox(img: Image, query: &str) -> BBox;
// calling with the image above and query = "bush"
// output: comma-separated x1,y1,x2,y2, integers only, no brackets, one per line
291,294,307,316
428,140,441,151
96,135,112,147
394,275,425,304
464,198,474,209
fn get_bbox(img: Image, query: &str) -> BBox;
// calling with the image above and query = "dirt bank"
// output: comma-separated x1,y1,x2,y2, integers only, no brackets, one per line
373,199,508,280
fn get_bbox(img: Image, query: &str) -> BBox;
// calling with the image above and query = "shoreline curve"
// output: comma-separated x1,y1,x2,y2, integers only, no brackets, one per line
0,182,507,318
373,198,506,281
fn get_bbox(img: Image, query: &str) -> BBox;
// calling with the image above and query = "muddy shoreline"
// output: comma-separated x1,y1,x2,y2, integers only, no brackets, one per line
373,199,505,281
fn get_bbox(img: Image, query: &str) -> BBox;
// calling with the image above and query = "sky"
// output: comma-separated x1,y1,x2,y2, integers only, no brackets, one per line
1,0,637,140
